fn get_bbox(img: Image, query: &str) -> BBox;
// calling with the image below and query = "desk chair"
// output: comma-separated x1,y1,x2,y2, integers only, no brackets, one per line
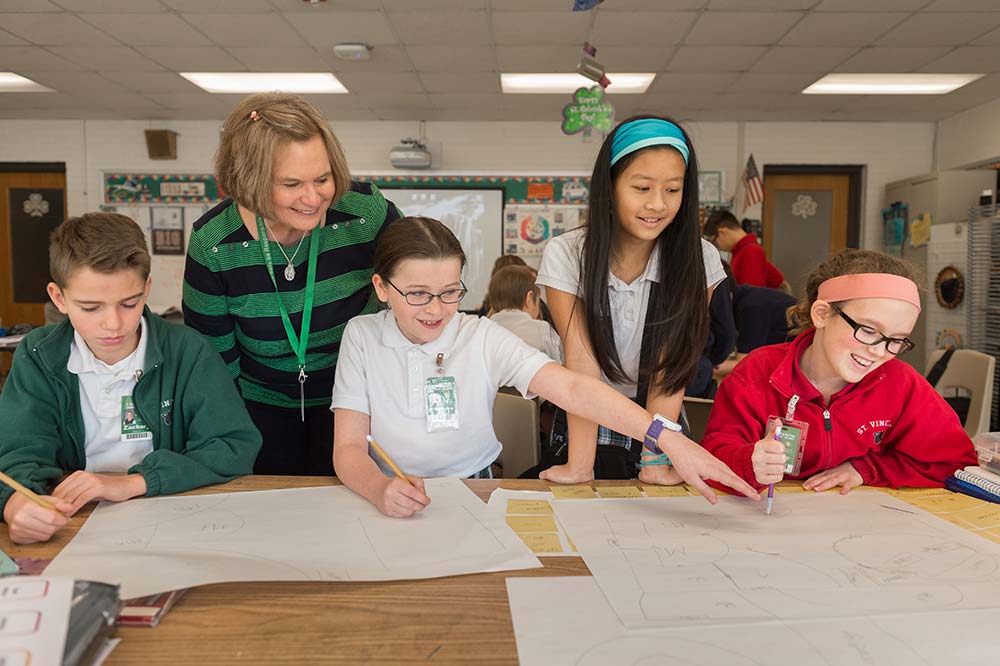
682,397,715,444
493,392,539,478
927,349,996,438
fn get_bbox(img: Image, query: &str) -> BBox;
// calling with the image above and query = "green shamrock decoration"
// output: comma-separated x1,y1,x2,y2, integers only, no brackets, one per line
561,86,615,140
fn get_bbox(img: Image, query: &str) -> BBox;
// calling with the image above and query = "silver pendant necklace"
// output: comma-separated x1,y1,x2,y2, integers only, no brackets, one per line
261,218,306,281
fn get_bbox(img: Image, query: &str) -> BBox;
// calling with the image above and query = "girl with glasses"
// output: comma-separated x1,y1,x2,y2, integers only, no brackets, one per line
702,249,976,493
331,217,758,518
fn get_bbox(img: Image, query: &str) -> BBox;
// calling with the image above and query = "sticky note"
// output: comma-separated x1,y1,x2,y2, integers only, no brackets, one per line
550,485,596,499
506,499,554,514
597,486,642,498
517,532,563,554
905,493,985,514
506,515,559,533
776,483,810,493
953,505,1000,529
642,485,689,497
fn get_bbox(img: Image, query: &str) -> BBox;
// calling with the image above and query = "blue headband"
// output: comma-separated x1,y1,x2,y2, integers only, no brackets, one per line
610,118,690,167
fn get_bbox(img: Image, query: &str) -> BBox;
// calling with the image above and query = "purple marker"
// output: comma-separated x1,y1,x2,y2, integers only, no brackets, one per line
766,422,782,515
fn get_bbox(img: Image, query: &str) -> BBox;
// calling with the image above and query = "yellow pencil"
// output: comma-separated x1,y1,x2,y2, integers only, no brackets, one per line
0,470,58,512
365,435,414,487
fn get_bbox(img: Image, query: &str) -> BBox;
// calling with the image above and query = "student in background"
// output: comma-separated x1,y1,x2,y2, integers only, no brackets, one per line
714,260,797,378
702,249,976,493
183,92,401,476
687,270,736,399
486,265,563,362
477,254,529,316
535,115,725,483
331,217,757,517
0,213,260,544
704,210,783,289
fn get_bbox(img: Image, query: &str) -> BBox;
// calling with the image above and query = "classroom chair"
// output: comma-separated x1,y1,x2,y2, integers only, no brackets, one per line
493,392,540,478
927,348,996,438
682,397,715,444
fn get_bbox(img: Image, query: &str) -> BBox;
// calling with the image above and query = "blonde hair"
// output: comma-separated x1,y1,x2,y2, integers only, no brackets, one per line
215,93,352,219
486,266,538,312
49,213,150,287
787,249,923,335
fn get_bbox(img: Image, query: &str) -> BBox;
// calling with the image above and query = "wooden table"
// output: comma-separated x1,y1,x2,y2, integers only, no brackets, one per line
0,477,646,665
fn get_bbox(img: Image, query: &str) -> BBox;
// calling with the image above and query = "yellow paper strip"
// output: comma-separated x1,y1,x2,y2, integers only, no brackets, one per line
596,486,643,498
642,485,689,497
506,499,554,514
517,532,563,554
550,485,596,499
506,515,559,533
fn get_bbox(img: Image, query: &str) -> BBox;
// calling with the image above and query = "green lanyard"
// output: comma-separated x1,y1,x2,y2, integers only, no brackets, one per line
256,215,320,421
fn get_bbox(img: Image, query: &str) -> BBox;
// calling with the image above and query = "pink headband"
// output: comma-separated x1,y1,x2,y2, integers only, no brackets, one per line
817,273,921,312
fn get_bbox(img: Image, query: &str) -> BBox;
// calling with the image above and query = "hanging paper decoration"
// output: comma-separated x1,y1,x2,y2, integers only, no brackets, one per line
561,86,615,141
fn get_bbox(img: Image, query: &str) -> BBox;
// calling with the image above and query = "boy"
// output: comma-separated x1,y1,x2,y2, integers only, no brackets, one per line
487,265,562,362
703,210,784,289
0,213,261,544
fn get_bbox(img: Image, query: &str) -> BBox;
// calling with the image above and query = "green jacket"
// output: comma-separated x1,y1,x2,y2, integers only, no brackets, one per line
0,309,262,515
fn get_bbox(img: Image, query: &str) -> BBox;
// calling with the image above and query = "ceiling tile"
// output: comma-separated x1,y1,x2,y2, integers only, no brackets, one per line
180,13,304,47
228,47,331,71
48,47,165,71
595,0,706,8
646,72,741,93
19,70,130,95
496,45,580,71
381,0,486,8
407,46,495,71
104,71,202,93
923,0,1000,9
163,0,274,9
0,0,62,10
136,46,246,71
973,26,1000,46
0,46,85,71
485,0,582,10
492,11,592,46
420,72,499,93
749,46,856,72
685,12,804,46
54,0,169,11
324,46,414,73
81,14,212,46
814,0,927,9
334,71,424,93
591,46,675,70
144,91,230,112
780,13,908,47
0,30,28,46
389,11,490,46
920,47,1000,72
833,47,952,72
666,46,768,71
591,12,698,46
728,72,817,92
706,0,817,8
282,11,396,46
876,13,1000,46
276,0,375,11
640,92,725,110
2,13,119,46
426,92,504,109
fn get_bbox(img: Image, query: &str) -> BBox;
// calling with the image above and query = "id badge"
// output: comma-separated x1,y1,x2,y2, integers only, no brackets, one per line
121,395,153,442
424,376,459,432
769,415,808,475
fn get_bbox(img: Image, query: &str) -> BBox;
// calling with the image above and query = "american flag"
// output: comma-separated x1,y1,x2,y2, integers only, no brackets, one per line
743,154,765,209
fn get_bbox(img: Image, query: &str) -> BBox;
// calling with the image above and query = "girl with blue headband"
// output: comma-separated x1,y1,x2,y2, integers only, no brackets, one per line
535,115,729,486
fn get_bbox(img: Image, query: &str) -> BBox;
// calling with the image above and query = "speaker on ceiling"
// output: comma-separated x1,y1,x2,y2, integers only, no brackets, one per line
144,129,178,160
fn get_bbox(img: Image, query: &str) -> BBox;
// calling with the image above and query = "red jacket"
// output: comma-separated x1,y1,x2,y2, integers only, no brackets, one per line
702,329,976,490
731,233,783,288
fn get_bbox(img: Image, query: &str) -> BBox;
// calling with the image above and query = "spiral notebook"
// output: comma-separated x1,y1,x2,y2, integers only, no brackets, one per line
954,466,1000,499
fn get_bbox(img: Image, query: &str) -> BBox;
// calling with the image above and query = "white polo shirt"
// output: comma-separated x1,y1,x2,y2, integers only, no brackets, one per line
332,310,553,478
67,316,153,473
536,228,725,398
489,309,563,363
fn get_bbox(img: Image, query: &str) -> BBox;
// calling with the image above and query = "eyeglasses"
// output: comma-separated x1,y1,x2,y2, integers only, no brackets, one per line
831,305,915,356
385,278,467,306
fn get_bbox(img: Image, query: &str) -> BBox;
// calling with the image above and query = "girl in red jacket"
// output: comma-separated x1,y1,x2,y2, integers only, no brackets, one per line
702,249,976,493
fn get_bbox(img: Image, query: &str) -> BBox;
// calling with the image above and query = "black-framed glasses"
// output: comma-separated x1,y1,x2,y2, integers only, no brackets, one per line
385,278,467,306
831,305,915,356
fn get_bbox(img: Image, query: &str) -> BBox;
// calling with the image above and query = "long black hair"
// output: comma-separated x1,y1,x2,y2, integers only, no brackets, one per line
579,114,708,395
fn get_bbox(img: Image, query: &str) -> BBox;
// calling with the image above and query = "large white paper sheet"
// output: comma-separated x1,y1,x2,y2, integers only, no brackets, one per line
485,488,577,556
46,478,540,598
506,576,1000,666
0,576,74,666
552,489,1000,629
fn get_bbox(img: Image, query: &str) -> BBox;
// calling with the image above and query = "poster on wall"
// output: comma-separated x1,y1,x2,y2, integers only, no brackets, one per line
150,206,185,255
504,205,581,257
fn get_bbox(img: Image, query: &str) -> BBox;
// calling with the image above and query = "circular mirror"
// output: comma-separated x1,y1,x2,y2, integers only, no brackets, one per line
934,265,964,310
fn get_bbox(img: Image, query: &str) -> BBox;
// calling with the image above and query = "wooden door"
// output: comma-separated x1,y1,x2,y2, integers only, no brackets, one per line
763,173,851,298
0,171,66,329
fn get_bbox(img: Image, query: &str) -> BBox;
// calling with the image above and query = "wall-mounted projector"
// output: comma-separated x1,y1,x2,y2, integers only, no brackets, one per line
389,138,432,169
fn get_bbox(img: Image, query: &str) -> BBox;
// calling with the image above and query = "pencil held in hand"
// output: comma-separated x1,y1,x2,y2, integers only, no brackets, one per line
0,471,59,512
365,435,414,487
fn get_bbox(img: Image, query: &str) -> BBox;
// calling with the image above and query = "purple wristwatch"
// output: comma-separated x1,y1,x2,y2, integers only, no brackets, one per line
643,413,683,456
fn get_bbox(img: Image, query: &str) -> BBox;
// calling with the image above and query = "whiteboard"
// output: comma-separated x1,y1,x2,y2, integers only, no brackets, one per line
381,188,504,310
